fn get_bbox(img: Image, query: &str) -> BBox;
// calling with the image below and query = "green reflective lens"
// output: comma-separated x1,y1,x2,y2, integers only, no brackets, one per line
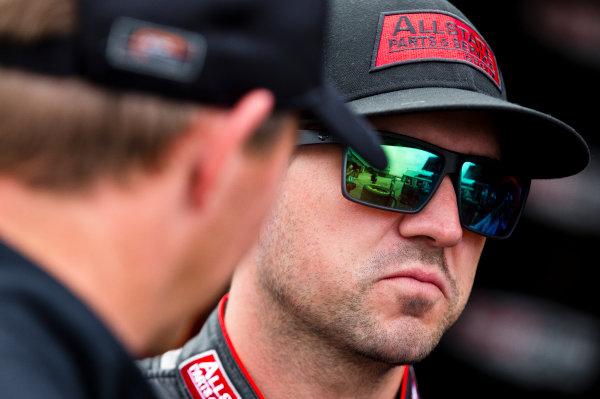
345,139,443,212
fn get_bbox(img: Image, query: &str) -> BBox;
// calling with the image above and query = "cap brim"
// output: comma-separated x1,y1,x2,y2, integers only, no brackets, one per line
307,82,388,170
347,87,589,179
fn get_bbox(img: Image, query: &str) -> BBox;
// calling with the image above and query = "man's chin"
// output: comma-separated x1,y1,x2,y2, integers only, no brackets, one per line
361,316,448,364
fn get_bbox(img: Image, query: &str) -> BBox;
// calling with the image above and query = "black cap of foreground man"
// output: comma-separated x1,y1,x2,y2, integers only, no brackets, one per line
0,0,387,169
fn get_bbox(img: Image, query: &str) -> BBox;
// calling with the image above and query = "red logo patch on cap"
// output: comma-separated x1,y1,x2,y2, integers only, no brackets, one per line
179,350,241,399
371,11,501,89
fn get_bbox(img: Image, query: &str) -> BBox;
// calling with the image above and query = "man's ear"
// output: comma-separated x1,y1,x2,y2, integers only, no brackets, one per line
189,88,275,208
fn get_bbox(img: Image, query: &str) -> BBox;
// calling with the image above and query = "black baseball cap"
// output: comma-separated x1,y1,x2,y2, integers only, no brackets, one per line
323,0,590,178
0,0,387,169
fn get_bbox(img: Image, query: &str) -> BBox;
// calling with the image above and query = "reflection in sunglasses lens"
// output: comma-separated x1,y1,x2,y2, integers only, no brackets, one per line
346,144,442,212
460,162,521,237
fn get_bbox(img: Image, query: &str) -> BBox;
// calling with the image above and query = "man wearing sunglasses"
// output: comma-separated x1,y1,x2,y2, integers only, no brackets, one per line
141,1,589,398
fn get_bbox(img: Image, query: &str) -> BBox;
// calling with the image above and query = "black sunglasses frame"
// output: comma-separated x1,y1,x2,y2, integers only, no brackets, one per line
298,130,531,239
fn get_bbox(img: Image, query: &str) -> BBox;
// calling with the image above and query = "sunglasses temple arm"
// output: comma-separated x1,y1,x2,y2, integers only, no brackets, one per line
297,130,342,146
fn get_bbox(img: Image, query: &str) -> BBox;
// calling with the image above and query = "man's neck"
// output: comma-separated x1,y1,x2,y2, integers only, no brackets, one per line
0,177,173,356
225,264,406,399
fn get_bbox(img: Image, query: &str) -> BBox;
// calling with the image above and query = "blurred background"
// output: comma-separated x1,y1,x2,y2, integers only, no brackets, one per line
415,1,600,397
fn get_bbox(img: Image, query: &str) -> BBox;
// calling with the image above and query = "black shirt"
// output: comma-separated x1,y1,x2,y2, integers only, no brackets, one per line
0,239,158,398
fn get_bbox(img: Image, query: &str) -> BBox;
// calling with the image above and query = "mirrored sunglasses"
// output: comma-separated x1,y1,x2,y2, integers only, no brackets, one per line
298,130,530,239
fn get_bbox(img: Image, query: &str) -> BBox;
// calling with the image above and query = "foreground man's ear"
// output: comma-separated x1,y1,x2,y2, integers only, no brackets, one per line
187,89,276,208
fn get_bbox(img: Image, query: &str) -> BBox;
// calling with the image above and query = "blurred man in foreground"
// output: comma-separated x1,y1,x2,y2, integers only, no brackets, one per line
0,0,386,397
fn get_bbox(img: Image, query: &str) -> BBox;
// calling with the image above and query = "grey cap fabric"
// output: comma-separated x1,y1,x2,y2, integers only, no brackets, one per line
324,0,589,178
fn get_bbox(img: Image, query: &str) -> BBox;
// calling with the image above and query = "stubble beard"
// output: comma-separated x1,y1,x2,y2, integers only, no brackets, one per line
256,227,462,367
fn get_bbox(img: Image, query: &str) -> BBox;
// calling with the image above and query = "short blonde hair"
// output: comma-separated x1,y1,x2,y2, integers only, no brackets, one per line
0,0,77,41
0,0,198,190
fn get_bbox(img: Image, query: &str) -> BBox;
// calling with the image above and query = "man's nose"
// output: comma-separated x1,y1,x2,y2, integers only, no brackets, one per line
397,176,463,247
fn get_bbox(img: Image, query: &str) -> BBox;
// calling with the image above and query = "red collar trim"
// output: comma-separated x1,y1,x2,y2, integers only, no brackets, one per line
400,365,409,399
218,294,265,399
